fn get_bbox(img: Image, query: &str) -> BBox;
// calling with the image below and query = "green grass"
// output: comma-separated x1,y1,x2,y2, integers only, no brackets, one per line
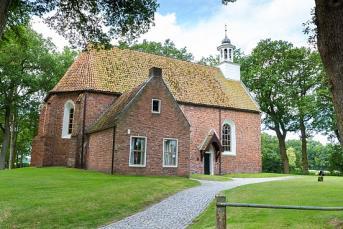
0,167,198,229
191,176,343,229
191,174,232,182
225,172,292,178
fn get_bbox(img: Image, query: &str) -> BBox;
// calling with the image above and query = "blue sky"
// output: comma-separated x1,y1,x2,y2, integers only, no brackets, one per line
158,0,222,26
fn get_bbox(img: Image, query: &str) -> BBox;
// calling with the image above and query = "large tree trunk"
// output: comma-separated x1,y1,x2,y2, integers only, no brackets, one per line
315,0,343,149
8,112,17,169
275,129,290,174
0,0,11,37
0,108,11,169
299,117,309,174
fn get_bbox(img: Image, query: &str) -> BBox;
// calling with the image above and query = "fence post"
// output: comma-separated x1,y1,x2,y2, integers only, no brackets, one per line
216,194,227,229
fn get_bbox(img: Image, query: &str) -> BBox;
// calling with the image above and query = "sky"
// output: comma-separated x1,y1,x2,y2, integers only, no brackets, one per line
31,0,327,143
32,0,315,59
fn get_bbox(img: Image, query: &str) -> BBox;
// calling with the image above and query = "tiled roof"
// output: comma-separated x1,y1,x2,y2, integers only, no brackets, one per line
51,47,259,112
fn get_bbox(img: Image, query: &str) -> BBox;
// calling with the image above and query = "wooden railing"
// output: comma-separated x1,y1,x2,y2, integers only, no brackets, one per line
215,194,343,229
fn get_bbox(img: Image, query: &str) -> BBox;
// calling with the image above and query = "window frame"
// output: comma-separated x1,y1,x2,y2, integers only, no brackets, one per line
163,138,178,168
129,136,147,167
151,99,161,114
222,120,236,156
61,100,75,139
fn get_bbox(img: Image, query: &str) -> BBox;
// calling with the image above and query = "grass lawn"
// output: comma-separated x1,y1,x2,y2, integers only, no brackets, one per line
191,174,232,182
191,176,343,228
225,172,292,178
0,167,198,228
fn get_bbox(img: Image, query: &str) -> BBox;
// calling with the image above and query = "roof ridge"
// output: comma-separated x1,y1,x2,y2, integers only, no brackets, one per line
89,46,220,70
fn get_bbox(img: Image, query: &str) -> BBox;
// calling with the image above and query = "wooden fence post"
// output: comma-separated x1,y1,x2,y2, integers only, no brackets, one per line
216,194,227,229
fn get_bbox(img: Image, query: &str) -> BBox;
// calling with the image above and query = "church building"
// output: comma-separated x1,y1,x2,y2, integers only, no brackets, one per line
31,30,261,176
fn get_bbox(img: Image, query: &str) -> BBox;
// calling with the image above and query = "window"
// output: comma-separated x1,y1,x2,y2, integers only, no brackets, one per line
222,124,231,151
163,139,178,167
224,49,228,60
229,49,232,60
129,136,147,167
222,120,236,156
62,100,75,139
152,99,161,113
68,108,74,134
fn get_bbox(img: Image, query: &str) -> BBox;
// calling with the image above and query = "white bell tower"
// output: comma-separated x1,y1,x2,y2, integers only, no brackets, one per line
217,25,235,63
217,25,241,81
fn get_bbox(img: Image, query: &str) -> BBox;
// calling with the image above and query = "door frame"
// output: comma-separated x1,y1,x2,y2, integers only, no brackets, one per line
204,145,214,175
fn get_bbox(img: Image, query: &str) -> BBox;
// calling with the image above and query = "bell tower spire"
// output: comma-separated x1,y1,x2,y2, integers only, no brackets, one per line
216,24,241,81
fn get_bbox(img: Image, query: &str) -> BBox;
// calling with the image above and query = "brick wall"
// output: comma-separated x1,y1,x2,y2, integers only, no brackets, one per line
86,75,190,176
180,105,261,174
86,128,113,173
31,92,116,167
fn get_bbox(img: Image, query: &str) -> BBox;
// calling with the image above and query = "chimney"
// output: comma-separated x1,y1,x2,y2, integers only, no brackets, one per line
149,67,162,78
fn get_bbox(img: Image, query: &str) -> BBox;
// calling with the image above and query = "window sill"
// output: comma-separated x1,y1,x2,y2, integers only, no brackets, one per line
222,151,236,156
163,165,178,168
61,134,72,139
129,164,146,168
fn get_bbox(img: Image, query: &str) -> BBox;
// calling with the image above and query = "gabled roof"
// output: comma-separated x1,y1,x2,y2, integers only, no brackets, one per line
86,82,146,134
51,47,259,113
87,68,191,134
199,129,223,153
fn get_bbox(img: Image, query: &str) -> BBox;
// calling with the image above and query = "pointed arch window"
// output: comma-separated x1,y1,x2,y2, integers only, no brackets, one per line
62,100,75,139
222,120,236,156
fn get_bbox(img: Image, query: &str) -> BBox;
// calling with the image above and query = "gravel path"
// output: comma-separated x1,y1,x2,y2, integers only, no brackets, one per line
101,176,293,229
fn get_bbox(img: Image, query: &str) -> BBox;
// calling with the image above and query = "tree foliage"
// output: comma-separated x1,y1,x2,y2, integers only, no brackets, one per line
0,25,77,169
1,0,159,47
118,39,194,61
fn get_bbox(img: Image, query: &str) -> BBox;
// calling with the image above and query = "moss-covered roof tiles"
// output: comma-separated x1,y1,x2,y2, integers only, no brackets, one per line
51,47,259,112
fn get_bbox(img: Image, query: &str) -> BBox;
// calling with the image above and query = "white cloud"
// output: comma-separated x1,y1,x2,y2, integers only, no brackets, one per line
31,16,69,50
140,0,314,60
30,0,314,58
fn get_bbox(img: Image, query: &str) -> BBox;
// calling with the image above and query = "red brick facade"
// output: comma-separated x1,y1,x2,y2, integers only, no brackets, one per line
31,70,261,176
86,74,190,176
180,105,261,174
31,92,116,167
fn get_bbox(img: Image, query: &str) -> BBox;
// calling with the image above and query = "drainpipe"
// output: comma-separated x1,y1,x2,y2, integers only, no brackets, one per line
111,126,116,175
80,92,88,169
219,109,222,175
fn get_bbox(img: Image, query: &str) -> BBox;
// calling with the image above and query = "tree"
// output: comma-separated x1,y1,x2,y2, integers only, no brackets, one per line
0,0,158,47
315,1,343,150
0,25,77,169
119,39,194,61
287,48,324,174
261,133,282,173
241,39,300,173
198,55,219,67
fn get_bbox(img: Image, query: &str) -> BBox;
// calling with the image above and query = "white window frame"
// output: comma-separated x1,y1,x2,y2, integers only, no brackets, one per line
151,99,161,114
129,136,147,167
222,120,236,156
163,138,178,168
61,100,75,139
